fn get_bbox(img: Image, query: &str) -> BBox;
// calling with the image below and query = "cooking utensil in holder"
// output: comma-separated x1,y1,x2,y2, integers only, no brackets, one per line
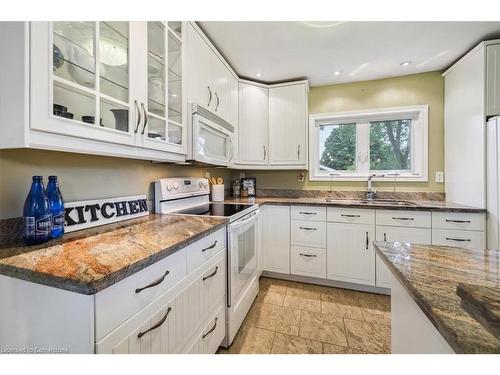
211,184,225,202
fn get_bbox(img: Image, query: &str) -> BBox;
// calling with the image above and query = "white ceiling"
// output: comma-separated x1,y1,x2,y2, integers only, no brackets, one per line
198,21,500,86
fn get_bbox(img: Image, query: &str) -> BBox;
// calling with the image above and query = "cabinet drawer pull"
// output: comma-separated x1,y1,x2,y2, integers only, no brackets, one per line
134,100,141,133
366,231,369,250
207,86,212,107
446,237,471,242
341,214,361,218
135,270,170,294
203,266,219,281
202,317,218,339
137,307,172,338
299,226,317,231
445,219,471,224
297,144,301,160
263,145,267,160
384,233,387,242
299,253,317,258
299,212,316,215
391,217,414,221
202,240,218,252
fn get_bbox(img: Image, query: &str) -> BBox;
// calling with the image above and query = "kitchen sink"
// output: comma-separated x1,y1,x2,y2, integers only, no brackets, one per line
325,198,418,207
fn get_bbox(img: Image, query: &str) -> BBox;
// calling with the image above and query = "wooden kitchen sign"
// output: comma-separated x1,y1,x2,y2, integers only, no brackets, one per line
64,195,149,233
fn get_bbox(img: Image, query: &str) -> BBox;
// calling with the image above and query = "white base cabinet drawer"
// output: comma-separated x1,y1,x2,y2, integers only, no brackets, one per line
376,210,431,228
96,253,226,354
184,302,226,354
376,226,431,245
327,207,375,225
432,212,485,231
95,247,188,341
290,246,326,278
291,220,326,248
187,228,226,273
291,206,326,221
431,229,484,250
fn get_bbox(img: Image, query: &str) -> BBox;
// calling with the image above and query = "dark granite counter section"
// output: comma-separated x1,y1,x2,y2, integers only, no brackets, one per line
0,214,227,295
374,241,500,353
226,196,485,213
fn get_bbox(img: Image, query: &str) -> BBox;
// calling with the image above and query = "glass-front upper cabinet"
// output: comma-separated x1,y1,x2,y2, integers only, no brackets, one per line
30,21,186,155
36,21,135,146
143,21,184,151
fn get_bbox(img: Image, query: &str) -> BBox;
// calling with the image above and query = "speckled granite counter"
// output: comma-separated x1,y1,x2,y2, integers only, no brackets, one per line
374,242,500,353
0,214,227,295
226,196,485,213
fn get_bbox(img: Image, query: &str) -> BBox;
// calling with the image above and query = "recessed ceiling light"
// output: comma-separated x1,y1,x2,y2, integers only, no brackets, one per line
256,73,262,78
400,61,411,67
333,71,341,76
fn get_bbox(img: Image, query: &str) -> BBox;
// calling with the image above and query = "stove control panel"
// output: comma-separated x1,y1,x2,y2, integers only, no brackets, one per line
155,178,210,201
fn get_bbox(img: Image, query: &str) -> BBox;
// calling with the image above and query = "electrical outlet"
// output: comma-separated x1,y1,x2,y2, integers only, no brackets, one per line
205,172,211,179
435,171,444,183
297,171,305,182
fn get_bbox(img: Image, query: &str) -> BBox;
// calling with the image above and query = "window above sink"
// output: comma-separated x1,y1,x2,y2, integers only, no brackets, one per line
309,105,428,182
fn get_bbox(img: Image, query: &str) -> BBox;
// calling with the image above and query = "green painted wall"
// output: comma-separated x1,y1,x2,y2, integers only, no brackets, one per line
243,71,445,192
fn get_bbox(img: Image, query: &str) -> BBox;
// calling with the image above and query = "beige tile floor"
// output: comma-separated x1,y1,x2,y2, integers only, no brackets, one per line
217,277,391,354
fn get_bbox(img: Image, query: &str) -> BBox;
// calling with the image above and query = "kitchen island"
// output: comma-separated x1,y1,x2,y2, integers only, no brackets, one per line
0,214,228,353
374,241,500,353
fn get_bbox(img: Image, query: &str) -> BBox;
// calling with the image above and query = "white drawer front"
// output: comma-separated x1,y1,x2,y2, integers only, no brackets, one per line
327,207,375,225
290,246,326,278
432,212,485,231
291,206,326,221
184,302,226,354
95,248,187,341
291,220,326,248
376,210,431,228
187,228,226,273
432,229,484,250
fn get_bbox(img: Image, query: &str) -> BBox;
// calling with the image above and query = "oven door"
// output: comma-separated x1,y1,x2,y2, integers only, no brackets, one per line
228,210,259,308
193,113,234,166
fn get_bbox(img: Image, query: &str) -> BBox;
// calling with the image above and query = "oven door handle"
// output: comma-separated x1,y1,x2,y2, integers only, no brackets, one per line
229,210,259,231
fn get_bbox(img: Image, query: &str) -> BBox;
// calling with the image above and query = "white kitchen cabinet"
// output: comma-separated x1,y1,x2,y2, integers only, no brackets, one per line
327,222,376,286
290,246,326,279
290,220,326,248
268,83,308,166
186,22,238,127
431,229,485,250
262,205,290,274
1,21,187,162
486,44,500,116
375,225,431,288
238,82,269,164
443,39,500,208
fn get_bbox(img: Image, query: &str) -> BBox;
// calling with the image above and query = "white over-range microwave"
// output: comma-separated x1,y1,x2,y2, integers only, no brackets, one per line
187,104,235,166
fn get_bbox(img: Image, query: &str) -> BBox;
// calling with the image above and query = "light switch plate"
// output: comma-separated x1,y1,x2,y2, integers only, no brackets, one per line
435,171,444,183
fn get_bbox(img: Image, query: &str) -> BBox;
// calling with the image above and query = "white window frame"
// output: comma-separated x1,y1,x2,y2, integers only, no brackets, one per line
308,105,428,182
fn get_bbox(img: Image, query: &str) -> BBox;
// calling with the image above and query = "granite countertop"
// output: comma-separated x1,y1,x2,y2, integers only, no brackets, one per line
0,214,228,295
226,196,485,213
374,241,500,353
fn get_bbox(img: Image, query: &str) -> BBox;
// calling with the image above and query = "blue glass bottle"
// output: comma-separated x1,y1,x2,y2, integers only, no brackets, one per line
46,175,65,239
23,176,51,245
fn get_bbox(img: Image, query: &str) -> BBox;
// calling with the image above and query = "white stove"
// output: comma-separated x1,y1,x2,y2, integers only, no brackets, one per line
154,177,260,347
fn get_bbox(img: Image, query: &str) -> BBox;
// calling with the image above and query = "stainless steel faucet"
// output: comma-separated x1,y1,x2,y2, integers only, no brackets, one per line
367,173,385,199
